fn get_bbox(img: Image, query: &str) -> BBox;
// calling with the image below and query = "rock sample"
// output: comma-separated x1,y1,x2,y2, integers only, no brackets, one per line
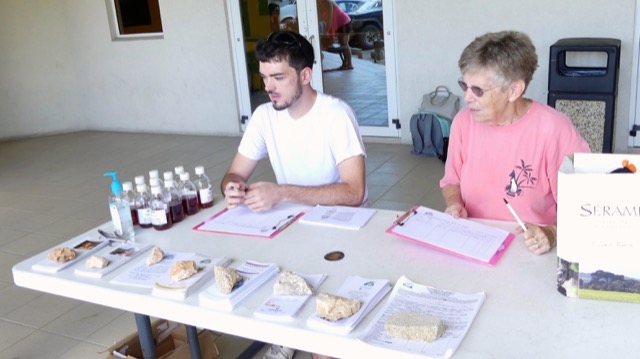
169,260,198,282
274,271,313,296
146,247,165,266
214,265,242,294
315,293,361,321
47,247,77,263
86,255,110,269
385,312,445,342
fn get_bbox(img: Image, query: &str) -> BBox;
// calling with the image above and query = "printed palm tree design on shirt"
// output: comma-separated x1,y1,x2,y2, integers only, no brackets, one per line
505,159,537,197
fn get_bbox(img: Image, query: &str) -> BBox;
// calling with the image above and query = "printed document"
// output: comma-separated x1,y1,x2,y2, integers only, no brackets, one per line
307,276,391,334
361,275,485,358
299,205,377,230
254,273,327,321
110,251,230,289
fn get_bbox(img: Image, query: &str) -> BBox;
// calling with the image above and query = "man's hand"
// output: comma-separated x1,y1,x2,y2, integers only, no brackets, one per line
244,181,281,212
223,181,247,209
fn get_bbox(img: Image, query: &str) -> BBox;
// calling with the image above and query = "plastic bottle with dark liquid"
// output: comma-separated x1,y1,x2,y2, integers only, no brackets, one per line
178,172,200,215
194,166,214,208
135,183,153,229
150,185,173,231
163,178,185,223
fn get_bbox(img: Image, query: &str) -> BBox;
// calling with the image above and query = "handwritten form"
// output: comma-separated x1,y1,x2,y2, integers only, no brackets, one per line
194,204,303,238
387,206,513,264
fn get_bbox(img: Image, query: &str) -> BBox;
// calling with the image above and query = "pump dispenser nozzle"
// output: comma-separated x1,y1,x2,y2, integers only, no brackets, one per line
104,171,123,195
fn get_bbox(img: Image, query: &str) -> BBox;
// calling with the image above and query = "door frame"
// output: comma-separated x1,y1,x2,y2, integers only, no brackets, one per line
630,0,640,147
227,0,399,137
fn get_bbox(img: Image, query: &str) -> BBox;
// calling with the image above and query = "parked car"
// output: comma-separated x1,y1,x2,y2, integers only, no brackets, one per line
348,0,383,50
335,0,367,14
278,1,299,31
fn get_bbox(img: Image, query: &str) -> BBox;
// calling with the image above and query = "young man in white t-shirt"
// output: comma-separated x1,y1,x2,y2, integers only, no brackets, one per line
220,30,365,359
221,31,367,213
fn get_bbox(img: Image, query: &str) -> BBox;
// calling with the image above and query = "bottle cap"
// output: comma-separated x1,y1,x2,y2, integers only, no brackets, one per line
163,171,173,181
150,185,162,195
136,183,148,192
149,169,159,179
134,176,145,185
150,178,160,187
174,166,184,174
165,179,174,188
103,171,123,195
195,166,205,175
122,181,133,191
180,172,190,181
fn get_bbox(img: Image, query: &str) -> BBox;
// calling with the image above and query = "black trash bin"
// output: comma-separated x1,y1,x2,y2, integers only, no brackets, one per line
547,38,621,153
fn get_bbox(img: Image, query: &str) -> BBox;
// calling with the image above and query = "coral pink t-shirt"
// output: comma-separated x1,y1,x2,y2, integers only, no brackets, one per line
439,101,590,225
330,5,351,37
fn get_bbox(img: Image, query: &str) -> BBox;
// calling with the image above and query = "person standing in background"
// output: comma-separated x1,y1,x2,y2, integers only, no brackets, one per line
318,0,353,71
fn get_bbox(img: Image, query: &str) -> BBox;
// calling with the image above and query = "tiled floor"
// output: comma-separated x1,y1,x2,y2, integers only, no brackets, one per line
0,131,445,358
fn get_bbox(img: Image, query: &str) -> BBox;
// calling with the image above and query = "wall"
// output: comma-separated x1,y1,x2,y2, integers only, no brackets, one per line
0,0,637,152
394,0,636,152
0,0,240,139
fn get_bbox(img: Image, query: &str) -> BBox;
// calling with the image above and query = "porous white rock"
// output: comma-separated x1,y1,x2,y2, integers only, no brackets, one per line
214,265,242,294
86,255,110,269
146,247,165,266
274,271,313,296
315,293,361,321
385,311,445,342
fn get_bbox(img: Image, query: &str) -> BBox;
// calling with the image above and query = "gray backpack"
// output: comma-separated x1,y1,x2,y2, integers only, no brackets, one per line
410,112,451,161
410,86,459,162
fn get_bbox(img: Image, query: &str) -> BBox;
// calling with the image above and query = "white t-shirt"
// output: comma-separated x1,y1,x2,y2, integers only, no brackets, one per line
238,92,366,200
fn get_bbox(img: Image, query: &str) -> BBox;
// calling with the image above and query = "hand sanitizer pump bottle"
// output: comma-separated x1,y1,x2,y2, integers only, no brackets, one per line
103,172,135,241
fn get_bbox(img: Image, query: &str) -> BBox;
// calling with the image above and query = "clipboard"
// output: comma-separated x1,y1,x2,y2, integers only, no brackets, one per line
386,205,514,266
193,205,303,238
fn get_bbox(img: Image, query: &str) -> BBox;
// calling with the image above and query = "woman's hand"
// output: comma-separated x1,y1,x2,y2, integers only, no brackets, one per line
444,202,468,219
522,224,557,255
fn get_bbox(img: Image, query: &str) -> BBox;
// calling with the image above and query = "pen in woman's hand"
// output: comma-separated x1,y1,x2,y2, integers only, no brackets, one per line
503,198,527,232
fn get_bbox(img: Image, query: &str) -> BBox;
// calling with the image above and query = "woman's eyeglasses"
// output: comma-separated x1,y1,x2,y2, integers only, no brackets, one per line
457,79,501,97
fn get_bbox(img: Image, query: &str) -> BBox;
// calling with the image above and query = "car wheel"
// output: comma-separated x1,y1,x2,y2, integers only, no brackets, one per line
359,24,381,50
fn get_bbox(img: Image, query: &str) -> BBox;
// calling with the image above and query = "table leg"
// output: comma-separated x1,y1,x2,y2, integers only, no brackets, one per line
185,324,202,359
134,313,157,359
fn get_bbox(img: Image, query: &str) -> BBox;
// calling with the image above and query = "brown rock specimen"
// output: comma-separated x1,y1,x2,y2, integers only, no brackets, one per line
47,247,77,263
169,260,198,282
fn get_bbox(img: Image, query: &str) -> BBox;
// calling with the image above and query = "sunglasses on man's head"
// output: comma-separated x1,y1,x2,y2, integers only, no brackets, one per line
457,79,500,97
267,31,303,50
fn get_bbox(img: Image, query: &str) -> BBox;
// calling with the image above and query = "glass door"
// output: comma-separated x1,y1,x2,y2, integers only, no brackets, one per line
228,0,398,137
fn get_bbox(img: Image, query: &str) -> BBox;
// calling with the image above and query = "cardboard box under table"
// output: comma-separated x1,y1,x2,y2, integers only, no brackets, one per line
105,319,219,359
557,153,640,303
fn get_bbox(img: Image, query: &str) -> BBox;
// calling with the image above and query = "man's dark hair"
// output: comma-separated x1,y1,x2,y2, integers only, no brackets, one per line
256,31,315,72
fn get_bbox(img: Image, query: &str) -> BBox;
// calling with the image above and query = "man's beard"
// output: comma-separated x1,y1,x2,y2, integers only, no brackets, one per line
271,81,303,111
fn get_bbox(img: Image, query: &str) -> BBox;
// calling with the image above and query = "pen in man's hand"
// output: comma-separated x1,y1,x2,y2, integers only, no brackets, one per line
503,198,527,232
